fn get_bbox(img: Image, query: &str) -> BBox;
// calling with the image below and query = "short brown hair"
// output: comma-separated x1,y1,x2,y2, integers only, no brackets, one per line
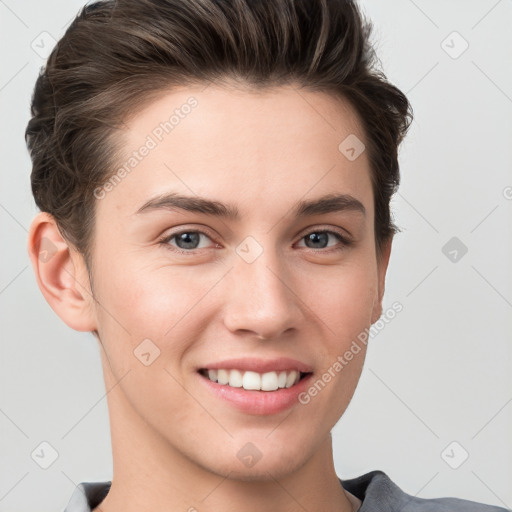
25,0,413,275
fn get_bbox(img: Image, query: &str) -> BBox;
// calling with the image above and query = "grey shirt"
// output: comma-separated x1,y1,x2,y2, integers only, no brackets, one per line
63,470,510,511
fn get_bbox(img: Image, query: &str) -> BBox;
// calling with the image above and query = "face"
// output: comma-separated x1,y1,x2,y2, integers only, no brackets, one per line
85,83,389,480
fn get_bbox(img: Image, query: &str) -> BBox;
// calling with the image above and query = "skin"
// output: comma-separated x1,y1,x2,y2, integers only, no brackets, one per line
28,82,391,512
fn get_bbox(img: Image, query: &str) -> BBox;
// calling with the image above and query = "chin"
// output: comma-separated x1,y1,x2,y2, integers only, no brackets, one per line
212,462,306,482
200,443,312,482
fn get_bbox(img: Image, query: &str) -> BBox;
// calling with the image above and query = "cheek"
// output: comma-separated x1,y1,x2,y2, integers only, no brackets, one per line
304,258,378,338
92,260,209,416
298,264,376,420
94,256,219,362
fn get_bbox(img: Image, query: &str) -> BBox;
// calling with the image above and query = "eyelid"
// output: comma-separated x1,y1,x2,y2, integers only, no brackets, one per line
160,224,218,240
296,224,353,242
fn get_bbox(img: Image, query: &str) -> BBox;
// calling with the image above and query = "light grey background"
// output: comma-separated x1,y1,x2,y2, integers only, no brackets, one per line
1,0,511,510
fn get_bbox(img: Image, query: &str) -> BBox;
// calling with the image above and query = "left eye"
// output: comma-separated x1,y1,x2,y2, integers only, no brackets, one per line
296,230,348,250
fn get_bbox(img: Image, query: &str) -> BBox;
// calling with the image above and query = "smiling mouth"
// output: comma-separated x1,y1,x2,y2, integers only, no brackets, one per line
198,368,312,391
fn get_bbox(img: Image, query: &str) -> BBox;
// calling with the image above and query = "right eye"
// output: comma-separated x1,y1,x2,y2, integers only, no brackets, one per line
158,229,219,254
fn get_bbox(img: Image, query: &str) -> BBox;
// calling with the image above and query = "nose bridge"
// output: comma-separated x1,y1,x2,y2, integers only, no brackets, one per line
222,235,301,338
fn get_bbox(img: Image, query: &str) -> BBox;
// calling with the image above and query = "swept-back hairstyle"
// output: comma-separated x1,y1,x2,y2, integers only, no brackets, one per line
26,0,412,274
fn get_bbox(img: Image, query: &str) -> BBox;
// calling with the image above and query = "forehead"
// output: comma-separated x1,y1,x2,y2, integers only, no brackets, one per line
97,83,373,221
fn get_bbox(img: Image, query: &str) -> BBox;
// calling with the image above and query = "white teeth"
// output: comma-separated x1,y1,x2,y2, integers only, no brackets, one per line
228,369,243,388
261,371,279,391
243,371,261,390
203,368,302,390
217,369,229,385
285,371,298,388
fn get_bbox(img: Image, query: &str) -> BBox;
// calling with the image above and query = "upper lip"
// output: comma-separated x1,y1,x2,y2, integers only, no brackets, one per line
199,357,313,374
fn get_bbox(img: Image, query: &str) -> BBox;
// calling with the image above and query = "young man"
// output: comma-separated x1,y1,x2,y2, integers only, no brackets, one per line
25,0,508,511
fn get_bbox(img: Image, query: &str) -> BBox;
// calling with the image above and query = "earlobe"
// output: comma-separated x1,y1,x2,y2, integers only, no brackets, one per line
370,237,393,325
27,212,97,332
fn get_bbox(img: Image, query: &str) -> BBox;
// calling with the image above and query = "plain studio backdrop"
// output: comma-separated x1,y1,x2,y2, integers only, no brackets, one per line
1,0,511,510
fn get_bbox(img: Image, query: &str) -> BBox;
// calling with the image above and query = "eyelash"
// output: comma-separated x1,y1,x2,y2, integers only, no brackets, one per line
157,227,353,256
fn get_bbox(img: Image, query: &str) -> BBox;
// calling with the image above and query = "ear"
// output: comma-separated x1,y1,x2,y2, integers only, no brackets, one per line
27,212,97,332
370,237,393,325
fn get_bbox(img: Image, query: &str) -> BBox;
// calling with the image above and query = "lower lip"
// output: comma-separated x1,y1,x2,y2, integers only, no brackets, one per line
198,372,314,415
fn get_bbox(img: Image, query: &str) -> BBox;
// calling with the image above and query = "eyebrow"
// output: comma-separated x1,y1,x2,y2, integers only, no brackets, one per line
134,192,366,219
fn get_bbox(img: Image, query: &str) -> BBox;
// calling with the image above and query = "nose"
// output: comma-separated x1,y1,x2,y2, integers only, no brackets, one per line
222,241,303,340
